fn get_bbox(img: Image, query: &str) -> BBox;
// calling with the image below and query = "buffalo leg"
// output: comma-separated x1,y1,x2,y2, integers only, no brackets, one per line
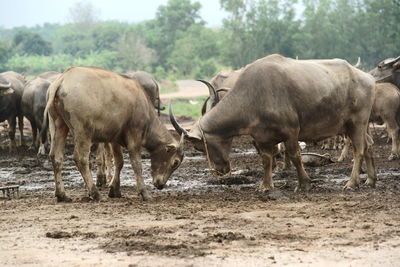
73,138,100,200
285,139,311,192
49,117,70,202
29,120,38,150
364,133,377,187
104,143,114,182
337,135,350,162
127,144,150,201
255,142,275,191
18,114,25,146
108,143,123,198
95,143,107,187
7,117,17,152
344,126,366,189
386,121,400,160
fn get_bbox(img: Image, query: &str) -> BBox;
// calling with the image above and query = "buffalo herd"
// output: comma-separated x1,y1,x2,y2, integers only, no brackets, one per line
1,54,400,201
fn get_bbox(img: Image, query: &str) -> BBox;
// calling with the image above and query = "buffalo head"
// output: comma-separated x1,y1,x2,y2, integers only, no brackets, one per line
369,56,400,84
169,105,232,177
0,77,13,96
149,135,184,190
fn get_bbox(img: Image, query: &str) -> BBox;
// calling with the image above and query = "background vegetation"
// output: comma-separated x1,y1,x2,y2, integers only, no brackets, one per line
0,0,399,80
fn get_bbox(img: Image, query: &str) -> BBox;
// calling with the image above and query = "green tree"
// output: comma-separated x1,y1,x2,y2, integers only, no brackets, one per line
220,0,300,68
144,0,204,69
167,25,220,77
0,39,12,71
91,22,128,52
13,30,53,56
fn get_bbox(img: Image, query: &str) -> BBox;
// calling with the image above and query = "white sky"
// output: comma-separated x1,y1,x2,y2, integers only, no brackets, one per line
0,0,228,29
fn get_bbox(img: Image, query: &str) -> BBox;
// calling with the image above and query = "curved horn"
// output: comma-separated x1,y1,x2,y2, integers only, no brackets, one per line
169,104,188,136
354,57,361,68
197,79,220,108
0,82,11,90
201,97,210,116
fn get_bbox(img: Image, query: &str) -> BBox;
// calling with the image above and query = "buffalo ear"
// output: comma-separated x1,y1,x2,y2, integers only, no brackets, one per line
0,88,14,96
185,123,203,141
166,144,177,153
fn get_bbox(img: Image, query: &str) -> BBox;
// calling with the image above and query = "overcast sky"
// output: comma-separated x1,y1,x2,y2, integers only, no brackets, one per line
0,0,228,29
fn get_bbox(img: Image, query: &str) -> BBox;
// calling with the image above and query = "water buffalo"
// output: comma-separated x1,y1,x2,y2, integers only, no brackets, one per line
95,71,164,186
43,66,184,202
202,69,242,115
171,54,376,191
124,71,164,115
369,56,400,87
37,71,61,83
22,72,61,151
0,71,26,151
338,82,400,161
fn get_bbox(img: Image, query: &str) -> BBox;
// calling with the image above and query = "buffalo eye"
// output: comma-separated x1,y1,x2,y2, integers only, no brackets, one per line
172,159,180,169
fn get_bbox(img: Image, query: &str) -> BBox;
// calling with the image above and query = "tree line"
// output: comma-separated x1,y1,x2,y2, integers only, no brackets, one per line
0,0,399,80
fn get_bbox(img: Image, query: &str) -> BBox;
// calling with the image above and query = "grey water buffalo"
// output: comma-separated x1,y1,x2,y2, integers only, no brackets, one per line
369,56,400,87
202,69,243,115
43,66,183,202
370,83,400,160
37,71,61,83
124,71,164,115
339,82,400,161
171,54,376,191
0,71,26,151
22,72,61,151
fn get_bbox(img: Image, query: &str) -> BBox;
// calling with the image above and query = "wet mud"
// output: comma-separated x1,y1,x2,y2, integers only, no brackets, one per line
1,125,400,266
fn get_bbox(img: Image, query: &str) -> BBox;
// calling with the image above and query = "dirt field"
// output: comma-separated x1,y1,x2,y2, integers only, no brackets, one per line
1,123,400,266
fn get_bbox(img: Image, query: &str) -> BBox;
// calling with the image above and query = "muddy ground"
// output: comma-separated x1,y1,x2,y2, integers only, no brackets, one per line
0,123,400,266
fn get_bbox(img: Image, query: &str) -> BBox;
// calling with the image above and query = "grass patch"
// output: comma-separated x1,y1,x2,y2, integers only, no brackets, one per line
162,96,208,120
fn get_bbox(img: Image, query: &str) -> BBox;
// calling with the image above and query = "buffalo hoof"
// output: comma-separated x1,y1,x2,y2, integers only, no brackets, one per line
140,190,152,201
343,180,359,190
89,188,101,201
364,178,376,188
56,193,72,203
259,188,289,201
108,186,121,198
294,182,311,193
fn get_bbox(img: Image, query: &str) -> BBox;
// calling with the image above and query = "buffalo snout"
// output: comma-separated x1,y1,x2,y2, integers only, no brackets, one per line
153,180,165,190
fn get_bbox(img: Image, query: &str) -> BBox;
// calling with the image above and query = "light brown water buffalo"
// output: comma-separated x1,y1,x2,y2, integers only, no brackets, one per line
43,66,184,202
95,71,164,186
171,54,376,192
0,71,26,151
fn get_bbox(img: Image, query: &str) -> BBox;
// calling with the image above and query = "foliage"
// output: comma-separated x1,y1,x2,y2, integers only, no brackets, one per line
13,30,53,56
144,0,205,69
0,39,12,71
1,0,399,77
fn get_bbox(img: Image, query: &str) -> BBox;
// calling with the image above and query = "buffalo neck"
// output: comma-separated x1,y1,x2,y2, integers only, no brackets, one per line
200,90,251,138
144,112,175,153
